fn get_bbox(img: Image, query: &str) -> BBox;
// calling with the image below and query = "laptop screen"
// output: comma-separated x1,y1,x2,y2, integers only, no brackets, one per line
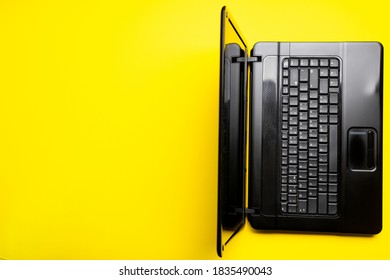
217,6,248,257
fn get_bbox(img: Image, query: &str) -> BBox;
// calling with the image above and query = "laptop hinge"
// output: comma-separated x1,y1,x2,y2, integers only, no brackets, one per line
233,56,261,63
231,207,261,215
245,207,261,214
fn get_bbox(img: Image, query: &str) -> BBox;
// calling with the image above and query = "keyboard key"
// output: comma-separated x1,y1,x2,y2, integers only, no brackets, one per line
319,95,328,104
319,115,328,123
329,105,338,114
308,187,317,196
299,150,308,160
289,156,298,164
328,203,337,214
298,161,308,169
309,129,318,138
300,59,309,67
298,180,307,188
319,154,327,163
309,119,318,128
288,185,297,193
309,109,318,118
290,117,298,125
319,79,328,93
308,168,317,177
330,69,339,77
319,124,328,133
309,90,318,99
298,171,307,179
290,88,298,96
329,93,338,104
310,59,319,67
300,92,308,101
309,178,317,187
308,198,317,213
319,134,328,143
299,121,308,130
319,105,328,114
300,83,308,91
318,174,327,183
319,183,327,192
330,79,339,87
288,194,297,203
289,165,297,174
320,59,329,67
290,107,298,115
289,146,298,154
318,193,327,214
283,86,289,94
283,59,289,68
329,115,338,124
309,99,318,109
329,193,337,203
299,131,308,140
288,204,297,213
319,68,328,77
319,145,327,153
290,59,299,67
289,126,298,135
330,59,339,68
299,141,308,150
309,68,318,89
281,193,287,201
319,163,328,173
298,190,307,199
290,68,299,86
300,68,308,82
281,202,287,213
329,173,337,183
309,149,318,158
309,139,317,148
299,102,308,111
298,200,307,213
309,159,317,167
299,111,308,121
328,183,337,192
289,136,298,145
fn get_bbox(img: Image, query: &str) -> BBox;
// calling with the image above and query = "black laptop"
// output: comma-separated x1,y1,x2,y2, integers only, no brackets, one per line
217,6,383,257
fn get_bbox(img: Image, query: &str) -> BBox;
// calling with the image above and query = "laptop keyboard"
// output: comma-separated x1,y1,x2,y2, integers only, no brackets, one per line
280,57,340,215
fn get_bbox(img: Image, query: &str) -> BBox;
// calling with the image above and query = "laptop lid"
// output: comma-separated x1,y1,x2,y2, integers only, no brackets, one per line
217,6,248,257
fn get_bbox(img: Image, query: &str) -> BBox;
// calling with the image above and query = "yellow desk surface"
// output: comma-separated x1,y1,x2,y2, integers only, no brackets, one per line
0,0,388,259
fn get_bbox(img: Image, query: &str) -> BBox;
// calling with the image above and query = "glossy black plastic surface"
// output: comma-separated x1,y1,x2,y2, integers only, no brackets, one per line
217,7,248,257
217,7,383,257
248,42,383,234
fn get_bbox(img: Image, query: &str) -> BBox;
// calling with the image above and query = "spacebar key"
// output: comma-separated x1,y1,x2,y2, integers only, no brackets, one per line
329,125,338,173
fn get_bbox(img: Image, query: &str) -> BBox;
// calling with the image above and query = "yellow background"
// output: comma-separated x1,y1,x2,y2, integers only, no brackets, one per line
0,0,388,259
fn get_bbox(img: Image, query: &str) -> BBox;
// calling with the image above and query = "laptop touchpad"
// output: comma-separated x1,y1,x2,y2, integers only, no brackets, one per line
348,128,377,171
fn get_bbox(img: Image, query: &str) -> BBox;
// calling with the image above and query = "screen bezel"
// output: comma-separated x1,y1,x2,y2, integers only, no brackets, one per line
217,6,248,257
